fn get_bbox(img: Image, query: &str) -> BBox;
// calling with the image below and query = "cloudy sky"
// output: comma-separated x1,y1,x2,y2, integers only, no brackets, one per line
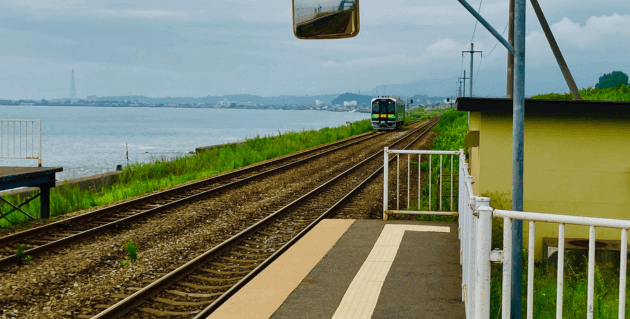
1,0,628,100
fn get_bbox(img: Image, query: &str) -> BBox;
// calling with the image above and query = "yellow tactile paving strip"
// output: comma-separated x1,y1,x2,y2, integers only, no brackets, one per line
207,219,356,319
331,224,451,319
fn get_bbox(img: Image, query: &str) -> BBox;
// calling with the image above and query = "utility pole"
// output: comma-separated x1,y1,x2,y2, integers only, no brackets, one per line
458,71,469,98
462,44,482,97
511,0,526,317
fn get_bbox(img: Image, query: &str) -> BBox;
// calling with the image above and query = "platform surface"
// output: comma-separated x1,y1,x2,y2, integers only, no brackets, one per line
211,219,465,319
0,166,62,181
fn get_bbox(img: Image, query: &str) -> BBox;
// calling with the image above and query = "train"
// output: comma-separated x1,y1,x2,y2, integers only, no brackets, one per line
370,96,406,131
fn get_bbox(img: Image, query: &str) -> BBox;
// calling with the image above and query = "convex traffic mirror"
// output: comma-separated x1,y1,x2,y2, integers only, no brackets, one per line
293,0,359,39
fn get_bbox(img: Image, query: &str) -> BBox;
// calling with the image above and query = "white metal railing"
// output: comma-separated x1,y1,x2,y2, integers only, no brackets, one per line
0,119,42,166
455,150,630,319
383,147,630,318
382,147,462,220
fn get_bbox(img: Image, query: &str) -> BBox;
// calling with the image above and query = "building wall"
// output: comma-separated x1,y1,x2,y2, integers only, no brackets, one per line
468,111,630,260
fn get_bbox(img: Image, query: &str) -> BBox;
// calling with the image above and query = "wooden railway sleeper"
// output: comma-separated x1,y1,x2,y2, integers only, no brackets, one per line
210,262,257,269
220,256,262,263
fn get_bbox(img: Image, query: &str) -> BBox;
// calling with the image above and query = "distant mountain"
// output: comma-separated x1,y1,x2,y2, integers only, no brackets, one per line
331,93,375,105
83,94,340,105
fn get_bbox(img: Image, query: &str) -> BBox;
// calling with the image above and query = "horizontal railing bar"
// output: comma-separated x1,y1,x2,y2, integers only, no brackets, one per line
387,150,461,155
388,210,458,216
494,210,630,228
0,156,40,159
0,120,41,123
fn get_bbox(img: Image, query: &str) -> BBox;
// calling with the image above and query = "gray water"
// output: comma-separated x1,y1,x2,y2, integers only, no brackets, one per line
0,105,368,181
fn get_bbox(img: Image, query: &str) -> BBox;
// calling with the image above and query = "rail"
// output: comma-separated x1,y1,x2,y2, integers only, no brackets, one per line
456,151,630,319
0,119,42,166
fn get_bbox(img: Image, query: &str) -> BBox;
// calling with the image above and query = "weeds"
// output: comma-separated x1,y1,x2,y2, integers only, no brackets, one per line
14,244,32,264
124,241,140,264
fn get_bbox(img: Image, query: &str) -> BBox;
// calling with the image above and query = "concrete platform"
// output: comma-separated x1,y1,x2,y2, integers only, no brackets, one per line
210,219,465,319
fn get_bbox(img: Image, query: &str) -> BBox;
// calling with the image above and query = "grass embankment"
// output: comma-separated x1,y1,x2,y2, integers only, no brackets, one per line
531,83,630,101
0,120,373,229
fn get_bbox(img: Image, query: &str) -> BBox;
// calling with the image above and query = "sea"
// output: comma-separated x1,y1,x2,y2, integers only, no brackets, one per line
0,105,369,181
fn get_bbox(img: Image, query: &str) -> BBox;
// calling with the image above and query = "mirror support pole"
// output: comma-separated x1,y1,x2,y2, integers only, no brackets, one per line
511,0,525,318
456,0,514,52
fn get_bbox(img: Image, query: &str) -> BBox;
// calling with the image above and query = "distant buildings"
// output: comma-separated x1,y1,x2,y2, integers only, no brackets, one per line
343,101,357,107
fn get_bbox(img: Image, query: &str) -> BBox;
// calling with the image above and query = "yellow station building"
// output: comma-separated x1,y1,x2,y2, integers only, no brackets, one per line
457,97,630,260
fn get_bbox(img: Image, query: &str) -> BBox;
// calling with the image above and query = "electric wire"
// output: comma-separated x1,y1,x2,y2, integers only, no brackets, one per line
473,54,483,85
484,22,509,58
470,0,483,43
472,21,508,87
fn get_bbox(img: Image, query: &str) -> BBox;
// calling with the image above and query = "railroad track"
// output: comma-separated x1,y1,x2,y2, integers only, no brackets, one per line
90,118,439,319
0,129,384,263
0,121,428,267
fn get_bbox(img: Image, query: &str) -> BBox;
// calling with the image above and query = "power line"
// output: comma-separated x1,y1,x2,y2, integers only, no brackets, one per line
470,0,483,43
473,54,483,85
484,22,509,58
471,21,508,88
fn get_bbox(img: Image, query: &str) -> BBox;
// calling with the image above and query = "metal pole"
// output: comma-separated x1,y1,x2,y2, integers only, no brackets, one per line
475,198,492,319
456,0,515,52
530,0,582,100
463,71,466,99
506,0,515,98
470,43,474,97
38,120,42,167
511,0,526,317
383,147,389,220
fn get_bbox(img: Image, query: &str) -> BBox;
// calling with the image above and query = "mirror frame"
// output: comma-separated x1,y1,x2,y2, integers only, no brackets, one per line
292,0,360,39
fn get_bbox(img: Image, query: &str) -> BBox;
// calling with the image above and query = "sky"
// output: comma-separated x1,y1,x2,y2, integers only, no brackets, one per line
0,0,628,100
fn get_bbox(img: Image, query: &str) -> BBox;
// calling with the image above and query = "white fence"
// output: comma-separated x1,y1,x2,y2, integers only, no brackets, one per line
0,119,42,166
384,147,630,318
382,148,461,219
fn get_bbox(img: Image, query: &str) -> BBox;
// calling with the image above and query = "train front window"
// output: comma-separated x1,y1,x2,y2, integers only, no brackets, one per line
388,102,395,113
372,102,380,113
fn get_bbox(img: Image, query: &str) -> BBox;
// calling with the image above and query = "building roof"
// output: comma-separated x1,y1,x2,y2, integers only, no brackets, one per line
456,97,630,115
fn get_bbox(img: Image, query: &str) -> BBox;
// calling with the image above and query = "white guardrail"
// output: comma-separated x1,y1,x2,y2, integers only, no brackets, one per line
383,147,630,319
0,119,42,166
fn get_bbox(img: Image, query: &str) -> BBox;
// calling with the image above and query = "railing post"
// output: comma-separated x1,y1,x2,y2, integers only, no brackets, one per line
38,120,42,167
383,147,389,220
502,217,513,319
469,193,478,317
475,197,492,319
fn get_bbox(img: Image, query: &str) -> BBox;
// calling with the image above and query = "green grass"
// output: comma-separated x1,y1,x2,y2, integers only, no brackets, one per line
124,241,140,263
404,108,450,125
490,254,630,318
483,190,629,318
0,120,373,228
531,83,630,101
